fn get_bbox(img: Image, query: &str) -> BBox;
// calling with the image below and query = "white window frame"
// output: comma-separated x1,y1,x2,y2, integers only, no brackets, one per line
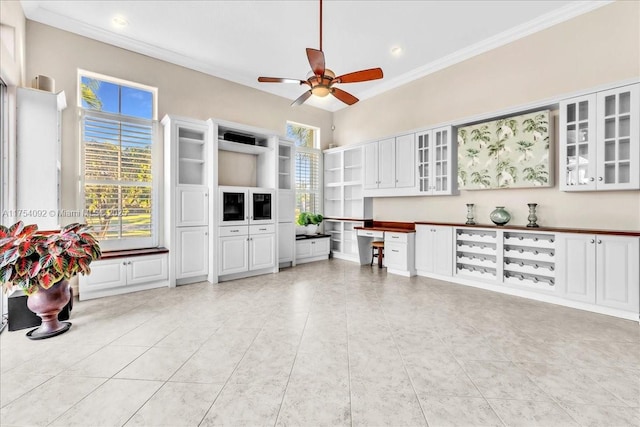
287,121,323,216
78,70,160,251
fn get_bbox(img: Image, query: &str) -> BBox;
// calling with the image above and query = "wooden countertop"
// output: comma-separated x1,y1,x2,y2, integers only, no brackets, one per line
414,221,640,237
101,247,169,259
355,221,416,234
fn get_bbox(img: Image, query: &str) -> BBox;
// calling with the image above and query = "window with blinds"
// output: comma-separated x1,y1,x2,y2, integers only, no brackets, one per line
79,71,158,250
286,122,321,217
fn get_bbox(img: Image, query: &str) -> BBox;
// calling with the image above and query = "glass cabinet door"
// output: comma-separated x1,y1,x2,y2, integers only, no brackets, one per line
417,131,431,193
596,84,639,190
433,127,450,194
560,94,597,191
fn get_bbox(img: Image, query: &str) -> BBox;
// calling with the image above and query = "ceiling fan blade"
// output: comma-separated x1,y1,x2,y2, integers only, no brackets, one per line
332,68,383,84
306,48,326,76
291,90,313,106
332,88,359,105
258,77,309,86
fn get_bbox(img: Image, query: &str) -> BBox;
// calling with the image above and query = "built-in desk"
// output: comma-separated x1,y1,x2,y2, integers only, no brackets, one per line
355,222,416,277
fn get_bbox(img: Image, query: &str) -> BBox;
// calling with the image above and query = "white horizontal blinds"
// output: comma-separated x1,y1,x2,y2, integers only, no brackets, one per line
82,110,154,241
295,149,320,213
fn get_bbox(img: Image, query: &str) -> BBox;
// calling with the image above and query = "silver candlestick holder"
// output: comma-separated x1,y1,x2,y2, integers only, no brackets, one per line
527,203,539,228
466,203,475,225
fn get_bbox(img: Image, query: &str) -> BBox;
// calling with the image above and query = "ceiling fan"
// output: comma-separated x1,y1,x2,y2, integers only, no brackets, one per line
257,0,383,106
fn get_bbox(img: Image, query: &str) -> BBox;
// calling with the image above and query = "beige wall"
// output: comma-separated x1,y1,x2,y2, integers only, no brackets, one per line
0,0,26,86
332,1,640,230
24,21,333,218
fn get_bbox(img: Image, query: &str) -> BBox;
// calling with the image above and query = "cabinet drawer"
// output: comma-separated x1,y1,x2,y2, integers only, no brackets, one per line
385,232,409,244
250,224,276,235
358,229,384,238
385,242,407,269
219,226,249,237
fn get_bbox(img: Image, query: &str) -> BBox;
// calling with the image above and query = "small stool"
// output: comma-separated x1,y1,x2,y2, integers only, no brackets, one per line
371,240,385,267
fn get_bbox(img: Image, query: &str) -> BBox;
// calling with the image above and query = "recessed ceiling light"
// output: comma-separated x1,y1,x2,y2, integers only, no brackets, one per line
391,46,403,56
112,16,128,29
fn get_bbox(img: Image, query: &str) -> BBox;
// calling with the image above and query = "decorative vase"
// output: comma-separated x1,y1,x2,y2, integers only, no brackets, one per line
305,224,319,235
465,204,475,225
490,206,511,226
26,280,72,340
527,203,539,228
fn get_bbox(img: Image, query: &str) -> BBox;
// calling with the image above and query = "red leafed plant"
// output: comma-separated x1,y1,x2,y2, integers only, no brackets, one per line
0,221,101,295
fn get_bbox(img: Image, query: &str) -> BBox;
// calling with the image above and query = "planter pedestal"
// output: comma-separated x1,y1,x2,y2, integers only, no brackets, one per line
26,280,72,340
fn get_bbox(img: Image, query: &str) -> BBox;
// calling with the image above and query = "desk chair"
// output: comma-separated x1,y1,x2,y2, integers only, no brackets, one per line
371,240,385,267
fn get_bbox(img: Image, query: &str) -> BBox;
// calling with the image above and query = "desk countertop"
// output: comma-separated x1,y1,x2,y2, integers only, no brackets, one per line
355,226,415,234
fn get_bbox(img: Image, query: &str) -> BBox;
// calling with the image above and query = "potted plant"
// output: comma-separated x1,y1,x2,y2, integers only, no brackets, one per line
297,212,323,235
0,221,101,339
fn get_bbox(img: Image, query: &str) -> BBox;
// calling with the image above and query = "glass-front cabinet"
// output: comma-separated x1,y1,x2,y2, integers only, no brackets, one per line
560,83,639,191
416,126,454,195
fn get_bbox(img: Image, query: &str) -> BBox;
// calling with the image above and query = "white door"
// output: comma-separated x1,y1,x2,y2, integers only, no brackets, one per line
395,134,415,188
596,235,639,312
385,242,406,270
556,233,596,303
127,254,169,286
378,138,396,188
296,239,312,259
177,187,208,226
434,226,454,276
311,237,330,256
79,258,125,292
363,142,379,189
176,227,209,278
249,233,275,270
219,235,249,275
432,127,452,195
596,84,640,190
278,223,294,263
559,94,597,191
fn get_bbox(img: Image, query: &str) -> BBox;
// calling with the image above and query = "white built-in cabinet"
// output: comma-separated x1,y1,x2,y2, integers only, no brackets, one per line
557,233,639,313
79,253,169,300
384,232,416,277
364,134,415,190
323,145,372,262
218,224,276,276
296,236,330,264
16,88,66,229
416,126,455,195
162,115,213,286
560,83,639,191
415,225,453,276
278,139,295,267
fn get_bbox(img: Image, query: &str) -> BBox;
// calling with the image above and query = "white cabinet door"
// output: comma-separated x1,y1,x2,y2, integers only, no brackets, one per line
177,187,208,226
278,223,294,263
596,84,640,190
249,233,275,270
432,127,452,195
378,138,396,189
363,142,379,189
219,235,249,275
127,254,169,286
433,226,454,276
296,239,312,258
176,226,209,278
556,233,597,303
311,237,330,256
80,258,125,291
596,235,639,312
395,134,415,188
559,94,597,191
415,225,433,272
278,190,295,222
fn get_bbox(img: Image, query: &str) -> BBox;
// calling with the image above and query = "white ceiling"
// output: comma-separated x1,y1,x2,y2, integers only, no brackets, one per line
20,0,610,112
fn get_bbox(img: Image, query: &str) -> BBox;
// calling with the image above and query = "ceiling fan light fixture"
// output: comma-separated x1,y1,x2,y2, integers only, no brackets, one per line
311,85,332,97
112,16,129,28
391,46,403,56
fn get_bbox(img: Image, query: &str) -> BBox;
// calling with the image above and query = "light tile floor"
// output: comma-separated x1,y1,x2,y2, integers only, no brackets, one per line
1,259,639,427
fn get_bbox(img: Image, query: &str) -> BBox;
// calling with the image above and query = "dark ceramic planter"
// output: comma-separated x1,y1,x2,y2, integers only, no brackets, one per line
26,280,72,339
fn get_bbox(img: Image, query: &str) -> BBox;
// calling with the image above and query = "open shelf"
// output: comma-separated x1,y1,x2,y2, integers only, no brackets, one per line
218,139,272,155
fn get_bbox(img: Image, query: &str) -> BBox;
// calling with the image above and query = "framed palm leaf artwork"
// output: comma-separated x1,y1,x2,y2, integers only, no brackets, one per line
457,110,552,189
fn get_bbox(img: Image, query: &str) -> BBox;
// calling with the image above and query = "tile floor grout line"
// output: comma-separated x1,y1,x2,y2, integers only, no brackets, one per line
343,264,354,427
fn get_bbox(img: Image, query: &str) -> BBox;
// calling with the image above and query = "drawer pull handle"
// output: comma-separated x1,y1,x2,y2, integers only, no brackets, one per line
259,228,267,231
231,230,239,233
392,249,399,253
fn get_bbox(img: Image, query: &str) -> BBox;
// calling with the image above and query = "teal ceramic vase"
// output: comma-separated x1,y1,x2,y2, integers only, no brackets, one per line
490,206,511,226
